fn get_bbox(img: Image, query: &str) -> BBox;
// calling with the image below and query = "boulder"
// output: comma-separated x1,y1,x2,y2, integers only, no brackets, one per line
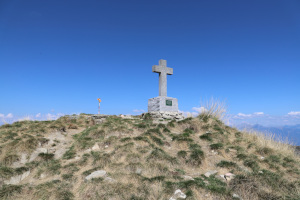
182,175,194,181
92,143,100,151
85,170,107,181
204,170,218,177
169,189,186,200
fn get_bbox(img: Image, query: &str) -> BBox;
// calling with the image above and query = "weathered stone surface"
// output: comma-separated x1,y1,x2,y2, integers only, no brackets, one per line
204,170,218,177
104,177,116,183
143,111,184,121
148,96,179,112
182,175,194,181
85,170,107,181
233,193,243,200
135,168,142,174
91,114,110,124
92,143,100,151
169,189,186,200
4,171,30,185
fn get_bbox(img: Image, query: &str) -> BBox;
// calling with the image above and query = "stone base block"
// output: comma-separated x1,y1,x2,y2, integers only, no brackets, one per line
148,96,178,112
146,111,184,121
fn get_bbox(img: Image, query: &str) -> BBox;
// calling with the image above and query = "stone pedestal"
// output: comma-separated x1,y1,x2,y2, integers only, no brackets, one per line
148,96,178,112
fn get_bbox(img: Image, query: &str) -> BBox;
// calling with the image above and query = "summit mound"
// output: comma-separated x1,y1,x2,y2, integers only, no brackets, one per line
0,113,299,200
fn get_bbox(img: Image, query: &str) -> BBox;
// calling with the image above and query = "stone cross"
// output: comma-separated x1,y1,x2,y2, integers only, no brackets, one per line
152,59,173,97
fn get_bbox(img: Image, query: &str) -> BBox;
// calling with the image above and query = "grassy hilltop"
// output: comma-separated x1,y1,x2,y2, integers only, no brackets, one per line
0,109,299,199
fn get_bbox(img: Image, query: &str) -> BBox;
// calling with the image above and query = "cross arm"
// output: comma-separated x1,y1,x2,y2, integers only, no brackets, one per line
152,65,161,73
166,67,173,75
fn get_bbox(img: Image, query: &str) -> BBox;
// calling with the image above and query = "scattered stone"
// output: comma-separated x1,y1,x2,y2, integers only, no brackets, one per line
239,166,251,173
169,189,186,200
233,193,243,200
4,171,30,185
92,143,100,151
225,173,235,180
135,168,142,174
120,114,133,119
40,173,46,179
84,149,92,153
204,170,218,177
217,175,227,182
104,177,116,183
182,175,194,181
85,170,107,181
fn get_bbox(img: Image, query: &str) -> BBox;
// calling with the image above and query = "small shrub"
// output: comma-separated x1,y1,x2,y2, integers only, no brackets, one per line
205,176,227,194
257,147,274,155
39,153,55,161
62,173,73,181
63,145,76,160
167,121,175,127
157,123,166,129
236,153,247,160
210,143,224,150
177,151,187,158
163,127,170,133
120,137,131,142
0,185,23,199
244,159,260,171
198,113,209,123
183,128,194,135
199,133,212,142
216,160,237,168
150,135,164,146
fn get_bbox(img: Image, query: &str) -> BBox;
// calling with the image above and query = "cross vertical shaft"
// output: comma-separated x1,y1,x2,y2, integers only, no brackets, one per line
152,59,173,97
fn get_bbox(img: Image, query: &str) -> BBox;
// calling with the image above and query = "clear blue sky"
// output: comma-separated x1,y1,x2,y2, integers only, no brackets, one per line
0,0,300,126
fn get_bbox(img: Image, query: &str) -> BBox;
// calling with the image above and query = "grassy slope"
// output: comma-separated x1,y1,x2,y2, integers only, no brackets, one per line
0,114,299,200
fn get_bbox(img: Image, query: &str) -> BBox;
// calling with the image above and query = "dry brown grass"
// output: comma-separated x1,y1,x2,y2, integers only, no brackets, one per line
199,97,227,119
242,129,298,159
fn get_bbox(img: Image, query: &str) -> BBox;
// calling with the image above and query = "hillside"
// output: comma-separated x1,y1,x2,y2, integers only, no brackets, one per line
0,113,299,200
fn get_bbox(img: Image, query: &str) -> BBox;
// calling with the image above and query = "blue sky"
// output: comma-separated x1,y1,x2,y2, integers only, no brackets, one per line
0,0,300,126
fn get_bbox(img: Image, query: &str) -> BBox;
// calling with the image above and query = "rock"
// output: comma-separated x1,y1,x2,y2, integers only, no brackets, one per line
85,170,107,181
4,171,30,185
258,171,263,174
40,173,46,179
225,173,235,180
233,193,243,200
92,143,100,151
120,115,133,119
182,175,194,181
135,168,142,174
84,149,92,153
260,156,265,160
217,175,227,182
204,170,218,177
169,189,186,200
29,148,48,162
104,177,116,183
105,145,108,148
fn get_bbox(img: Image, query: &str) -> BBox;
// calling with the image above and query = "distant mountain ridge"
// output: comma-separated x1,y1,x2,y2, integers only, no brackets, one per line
236,123,300,146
